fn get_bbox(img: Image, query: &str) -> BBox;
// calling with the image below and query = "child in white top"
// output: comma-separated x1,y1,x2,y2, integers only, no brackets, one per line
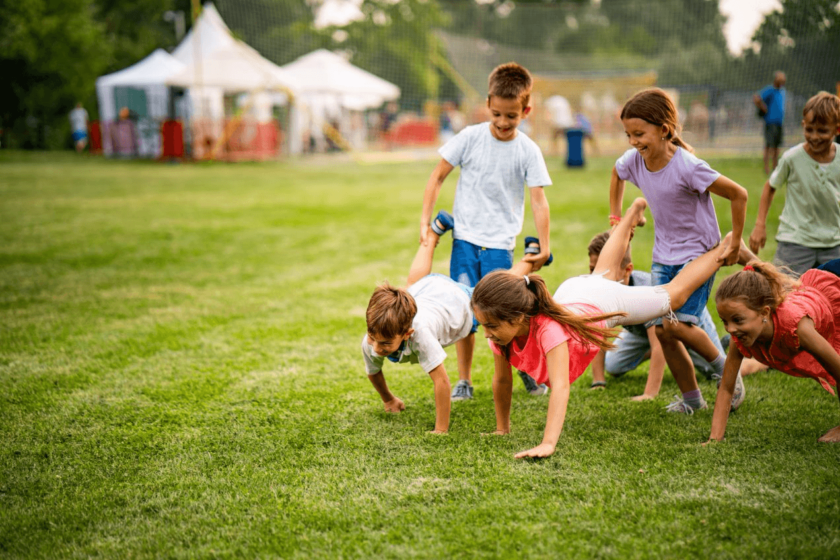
609,88,748,414
419,62,553,400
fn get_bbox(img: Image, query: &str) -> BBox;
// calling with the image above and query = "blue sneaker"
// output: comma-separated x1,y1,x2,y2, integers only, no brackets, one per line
524,236,553,266
720,334,731,354
517,370,549,395
430,210,454,236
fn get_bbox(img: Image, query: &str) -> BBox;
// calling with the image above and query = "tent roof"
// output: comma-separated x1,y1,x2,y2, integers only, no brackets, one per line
167,3,295,93
96,49,185,88
281,49,399,103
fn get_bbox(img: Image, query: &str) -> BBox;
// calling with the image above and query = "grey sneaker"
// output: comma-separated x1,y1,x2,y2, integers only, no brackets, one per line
665,396,708,415
713,372,745,412
451,379,473,401
517,370,549,396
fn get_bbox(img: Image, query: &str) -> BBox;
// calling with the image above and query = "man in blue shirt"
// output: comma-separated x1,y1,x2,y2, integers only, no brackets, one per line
753,71,786,174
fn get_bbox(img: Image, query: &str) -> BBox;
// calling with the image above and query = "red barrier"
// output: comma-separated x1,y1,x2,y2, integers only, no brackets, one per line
89,121,102,154
161,120,184,158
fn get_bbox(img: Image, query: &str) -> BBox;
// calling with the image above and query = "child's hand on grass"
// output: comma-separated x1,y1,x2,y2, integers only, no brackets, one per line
383,397,405,413
630,394,654,402
514,443,555,459
818,426,840,442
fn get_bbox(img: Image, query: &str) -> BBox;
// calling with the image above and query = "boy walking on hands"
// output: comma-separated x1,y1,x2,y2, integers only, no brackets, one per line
420,62,553,401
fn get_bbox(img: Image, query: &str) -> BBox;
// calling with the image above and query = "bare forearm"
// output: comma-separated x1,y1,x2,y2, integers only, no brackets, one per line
709,351,743,441
492,374,513,432
368,371,395,403
754,183,776,228
541,385,570,447
609,168,625,216
729,189,748,242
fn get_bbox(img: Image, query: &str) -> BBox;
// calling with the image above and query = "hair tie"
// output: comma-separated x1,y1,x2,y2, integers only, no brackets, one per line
743,265,754,272
524,275,530,286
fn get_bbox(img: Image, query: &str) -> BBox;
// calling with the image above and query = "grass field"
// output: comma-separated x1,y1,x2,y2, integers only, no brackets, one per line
1,151,839,558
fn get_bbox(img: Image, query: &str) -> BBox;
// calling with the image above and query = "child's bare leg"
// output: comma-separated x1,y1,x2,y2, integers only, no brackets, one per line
737,237,758,266
664,232,732,310
406,230,441,286
593,197,646,281
654,330,700,393
510,259,536,277
455,333,475,384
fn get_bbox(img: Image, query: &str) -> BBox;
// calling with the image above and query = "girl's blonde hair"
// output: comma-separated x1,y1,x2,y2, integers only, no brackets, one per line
714,260,799,312
471,271,624,359
620,88,694,153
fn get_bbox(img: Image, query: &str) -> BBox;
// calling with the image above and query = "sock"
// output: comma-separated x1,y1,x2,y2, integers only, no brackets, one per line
682,389,706,409
710,354,726,376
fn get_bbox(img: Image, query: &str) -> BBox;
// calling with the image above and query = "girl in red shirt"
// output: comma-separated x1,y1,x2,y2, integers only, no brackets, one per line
709,262,840,443
472,198,734,458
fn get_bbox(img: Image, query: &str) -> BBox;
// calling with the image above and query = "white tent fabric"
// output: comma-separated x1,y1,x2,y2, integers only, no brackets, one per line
280,49,399,110
95,49,185,122
167,3,295,121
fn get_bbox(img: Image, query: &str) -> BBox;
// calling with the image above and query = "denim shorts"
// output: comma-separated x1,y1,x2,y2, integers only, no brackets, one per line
649,260,716,326
450,238,514,289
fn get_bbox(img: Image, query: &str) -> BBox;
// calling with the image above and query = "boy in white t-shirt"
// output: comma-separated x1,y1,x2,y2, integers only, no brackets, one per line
419,62,553,401
361,214,479,433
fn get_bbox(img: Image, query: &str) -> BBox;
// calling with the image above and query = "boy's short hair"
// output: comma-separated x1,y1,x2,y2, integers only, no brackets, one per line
802,92,840,125
366,283,417,339
488,62,532,109
588,231,632,270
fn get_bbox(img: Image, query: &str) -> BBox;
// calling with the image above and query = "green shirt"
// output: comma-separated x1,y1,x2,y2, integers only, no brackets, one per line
770,142,840,248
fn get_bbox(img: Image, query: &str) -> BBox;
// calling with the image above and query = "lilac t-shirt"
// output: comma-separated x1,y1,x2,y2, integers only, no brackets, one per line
615,147,721,265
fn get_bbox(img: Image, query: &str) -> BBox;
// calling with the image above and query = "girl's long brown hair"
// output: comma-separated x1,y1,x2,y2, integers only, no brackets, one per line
715,260,799,312
471,271,624,359
621,88,694,153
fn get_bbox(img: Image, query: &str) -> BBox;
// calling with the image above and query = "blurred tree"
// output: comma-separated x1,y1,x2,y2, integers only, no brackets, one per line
740,0,840,94
0,0,109,148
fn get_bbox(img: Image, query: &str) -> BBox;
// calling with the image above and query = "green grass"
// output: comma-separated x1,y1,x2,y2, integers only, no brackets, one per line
1,151,839,558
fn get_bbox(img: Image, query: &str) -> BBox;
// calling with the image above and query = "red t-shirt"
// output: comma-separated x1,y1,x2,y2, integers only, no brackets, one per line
488,305,605,387
734,269,840,395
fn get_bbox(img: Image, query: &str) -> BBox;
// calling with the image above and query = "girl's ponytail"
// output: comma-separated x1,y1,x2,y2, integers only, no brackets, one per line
472,271,624,356
715,260,798,312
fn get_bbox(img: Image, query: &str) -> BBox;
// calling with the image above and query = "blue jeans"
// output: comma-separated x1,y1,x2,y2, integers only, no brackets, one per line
649,260,716,326
450,238,514,288
605,308,724,378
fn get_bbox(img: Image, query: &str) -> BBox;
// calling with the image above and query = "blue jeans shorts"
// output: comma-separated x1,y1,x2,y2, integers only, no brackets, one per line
450,238,514,289
649,260,716,326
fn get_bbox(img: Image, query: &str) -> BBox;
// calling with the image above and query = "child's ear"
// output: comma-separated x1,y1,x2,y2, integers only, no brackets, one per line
404,328,415,340
523,106,532,117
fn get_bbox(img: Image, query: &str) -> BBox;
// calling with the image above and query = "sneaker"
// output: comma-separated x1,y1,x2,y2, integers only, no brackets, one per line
665,396,708,415
720,334,731,354
713,372,746,412
517,370,549,395
430,210,454,236
451,379,473,401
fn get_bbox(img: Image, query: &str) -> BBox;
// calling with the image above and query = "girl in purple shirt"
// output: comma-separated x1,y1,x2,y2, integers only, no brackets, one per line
609,88,749,415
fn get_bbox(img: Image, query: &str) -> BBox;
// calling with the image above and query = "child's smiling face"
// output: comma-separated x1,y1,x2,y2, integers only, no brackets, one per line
368,331,412,356
473,307,527,346
802,111,839,159
487,96,529,141
622,117,669,160
716,298,772,347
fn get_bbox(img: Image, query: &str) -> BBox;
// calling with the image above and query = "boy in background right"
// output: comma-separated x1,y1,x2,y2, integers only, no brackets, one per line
749,92,840,275
586,232,728,402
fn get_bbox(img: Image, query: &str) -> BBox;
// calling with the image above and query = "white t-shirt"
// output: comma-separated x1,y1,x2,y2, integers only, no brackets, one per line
69,107,89,132
361,275,474,374
439,124,552,250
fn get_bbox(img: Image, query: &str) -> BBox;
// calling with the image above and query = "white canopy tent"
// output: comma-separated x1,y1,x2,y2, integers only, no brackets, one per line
95,49,187,156
280,49,400,153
